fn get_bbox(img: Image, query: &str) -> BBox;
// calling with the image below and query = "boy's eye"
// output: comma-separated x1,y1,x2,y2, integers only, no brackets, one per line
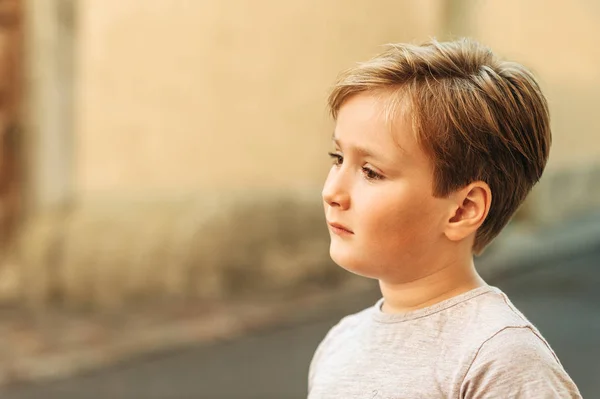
362,167,384,181
328,152,343,166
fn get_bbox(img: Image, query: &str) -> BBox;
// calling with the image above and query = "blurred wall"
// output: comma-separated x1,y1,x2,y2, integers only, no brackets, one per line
74,0,442,198
0,0,21,304
17,0,445,309
13,0,600,309
0,0,21,249
73,0,600,219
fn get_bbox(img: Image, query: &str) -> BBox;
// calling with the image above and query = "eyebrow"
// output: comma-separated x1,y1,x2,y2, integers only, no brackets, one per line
332,134,406,159
332,136,377,158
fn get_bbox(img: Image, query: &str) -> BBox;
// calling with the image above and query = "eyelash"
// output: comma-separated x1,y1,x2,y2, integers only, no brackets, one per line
327,152,384,181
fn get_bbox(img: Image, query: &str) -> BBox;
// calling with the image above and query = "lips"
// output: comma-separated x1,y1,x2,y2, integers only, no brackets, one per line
327,221,354,234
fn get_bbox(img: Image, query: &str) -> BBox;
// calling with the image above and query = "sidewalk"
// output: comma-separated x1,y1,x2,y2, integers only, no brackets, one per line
0,278,375,388
1,210,599,389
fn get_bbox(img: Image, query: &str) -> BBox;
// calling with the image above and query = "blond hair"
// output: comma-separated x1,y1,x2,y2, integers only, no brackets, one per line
328,38,551,254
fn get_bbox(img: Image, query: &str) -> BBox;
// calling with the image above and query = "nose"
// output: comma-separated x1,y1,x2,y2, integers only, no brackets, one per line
322,168,350,210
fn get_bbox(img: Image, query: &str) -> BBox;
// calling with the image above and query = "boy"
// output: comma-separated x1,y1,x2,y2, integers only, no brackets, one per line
308,39,582,398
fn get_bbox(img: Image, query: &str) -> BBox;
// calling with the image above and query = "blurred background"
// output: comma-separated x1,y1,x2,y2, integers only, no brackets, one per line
0,0,598,398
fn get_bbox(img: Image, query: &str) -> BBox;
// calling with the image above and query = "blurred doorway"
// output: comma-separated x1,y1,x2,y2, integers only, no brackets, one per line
0,0,22,251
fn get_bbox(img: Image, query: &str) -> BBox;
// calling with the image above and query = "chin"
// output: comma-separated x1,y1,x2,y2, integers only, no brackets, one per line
329,246,379,280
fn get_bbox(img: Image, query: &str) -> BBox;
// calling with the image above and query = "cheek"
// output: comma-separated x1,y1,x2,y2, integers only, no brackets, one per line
361,192,440,246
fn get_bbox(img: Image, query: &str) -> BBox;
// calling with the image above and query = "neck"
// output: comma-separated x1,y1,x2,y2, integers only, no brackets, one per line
379,255,486,314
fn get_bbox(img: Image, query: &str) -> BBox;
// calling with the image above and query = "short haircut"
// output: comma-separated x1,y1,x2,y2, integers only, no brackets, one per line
328,38,551,254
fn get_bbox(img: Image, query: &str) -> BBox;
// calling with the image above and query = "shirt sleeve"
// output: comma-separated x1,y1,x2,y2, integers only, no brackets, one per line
461,327,582,399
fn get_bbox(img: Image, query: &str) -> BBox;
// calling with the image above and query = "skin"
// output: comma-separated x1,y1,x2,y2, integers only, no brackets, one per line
322,92,491,314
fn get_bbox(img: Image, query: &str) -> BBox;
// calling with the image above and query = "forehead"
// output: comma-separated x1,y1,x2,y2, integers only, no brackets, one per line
333,92,417,158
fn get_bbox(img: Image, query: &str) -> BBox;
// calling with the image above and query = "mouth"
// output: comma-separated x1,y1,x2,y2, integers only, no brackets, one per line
327,221,354,235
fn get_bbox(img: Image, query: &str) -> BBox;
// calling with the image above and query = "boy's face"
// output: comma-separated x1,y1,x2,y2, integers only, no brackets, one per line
323,92,453,282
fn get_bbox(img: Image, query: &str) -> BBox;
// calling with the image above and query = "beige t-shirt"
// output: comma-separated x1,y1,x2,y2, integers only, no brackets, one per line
308,286,582,398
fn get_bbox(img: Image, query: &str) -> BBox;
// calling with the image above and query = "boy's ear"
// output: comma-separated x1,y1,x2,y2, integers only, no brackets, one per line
444,182,492,243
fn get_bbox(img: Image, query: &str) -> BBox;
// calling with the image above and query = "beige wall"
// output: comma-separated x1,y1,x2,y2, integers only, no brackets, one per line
14,0,600,308
74,0,442,199
16,0,446,308
72,0,600,199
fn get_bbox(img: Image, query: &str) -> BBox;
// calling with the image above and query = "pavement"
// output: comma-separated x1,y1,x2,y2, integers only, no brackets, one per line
0,210,599,398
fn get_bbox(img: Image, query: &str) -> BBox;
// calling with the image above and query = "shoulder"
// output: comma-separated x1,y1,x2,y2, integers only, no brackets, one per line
473,326,560,368
461,327,581,398
463,287,531,328
313,305,371,356
328,306,371,336
453,288,539,347
308,306,372,389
